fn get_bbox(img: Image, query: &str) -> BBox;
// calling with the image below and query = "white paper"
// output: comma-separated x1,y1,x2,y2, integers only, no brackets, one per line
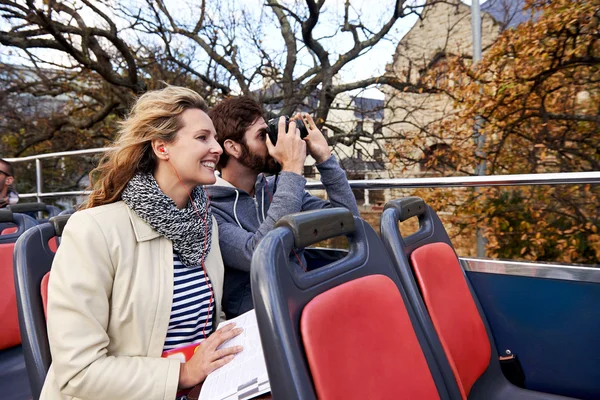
199,310,271,400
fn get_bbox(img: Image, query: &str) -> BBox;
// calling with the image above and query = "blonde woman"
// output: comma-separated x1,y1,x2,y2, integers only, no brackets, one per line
41,86,243,400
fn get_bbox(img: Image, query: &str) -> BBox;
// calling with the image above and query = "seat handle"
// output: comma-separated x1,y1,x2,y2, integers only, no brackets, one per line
275,208,355,249
0,209,13,223
49,215,71,237
383,197,426,222
9,202,49,213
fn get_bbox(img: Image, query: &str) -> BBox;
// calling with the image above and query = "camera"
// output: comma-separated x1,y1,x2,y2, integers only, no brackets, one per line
265,116,309,145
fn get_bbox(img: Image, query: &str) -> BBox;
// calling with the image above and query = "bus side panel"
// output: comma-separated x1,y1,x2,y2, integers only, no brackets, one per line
467,271,600,400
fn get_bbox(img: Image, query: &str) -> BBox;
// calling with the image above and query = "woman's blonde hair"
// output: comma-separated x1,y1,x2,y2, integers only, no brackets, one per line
83,85,208,209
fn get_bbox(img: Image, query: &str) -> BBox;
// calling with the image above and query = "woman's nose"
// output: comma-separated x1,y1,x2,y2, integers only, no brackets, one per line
211,138,223,155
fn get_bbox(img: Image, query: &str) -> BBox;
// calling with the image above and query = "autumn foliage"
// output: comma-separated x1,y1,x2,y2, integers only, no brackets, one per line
417,0,599,263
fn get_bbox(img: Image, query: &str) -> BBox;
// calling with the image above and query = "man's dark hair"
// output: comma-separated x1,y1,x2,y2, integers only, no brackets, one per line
0,159,14,176
209,96,264,169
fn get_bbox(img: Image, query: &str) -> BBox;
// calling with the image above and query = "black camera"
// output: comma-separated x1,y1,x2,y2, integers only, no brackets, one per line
265,116,309,145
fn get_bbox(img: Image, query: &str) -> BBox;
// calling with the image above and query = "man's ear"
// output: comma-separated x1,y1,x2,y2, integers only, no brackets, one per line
223,139,242,160
5,176,14,186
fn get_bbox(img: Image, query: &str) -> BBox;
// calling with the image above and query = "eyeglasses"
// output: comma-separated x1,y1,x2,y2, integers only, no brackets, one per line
0,170,12,177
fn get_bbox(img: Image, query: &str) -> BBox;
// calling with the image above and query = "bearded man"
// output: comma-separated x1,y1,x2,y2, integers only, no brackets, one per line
207,96,359,318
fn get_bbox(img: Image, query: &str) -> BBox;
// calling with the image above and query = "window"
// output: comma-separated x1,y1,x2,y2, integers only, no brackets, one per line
374,149,383,162
355,120,363,133
373,122,383,135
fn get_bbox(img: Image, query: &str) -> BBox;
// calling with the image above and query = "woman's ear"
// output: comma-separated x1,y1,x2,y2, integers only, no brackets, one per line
151,140,169,160
223,139,241,160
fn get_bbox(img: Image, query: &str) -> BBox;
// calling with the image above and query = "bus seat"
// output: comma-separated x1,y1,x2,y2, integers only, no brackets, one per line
0,210,38,350
380,197,576,400
0,210,38,400
9,202,61,223
251,208,451,400
13,214,70,400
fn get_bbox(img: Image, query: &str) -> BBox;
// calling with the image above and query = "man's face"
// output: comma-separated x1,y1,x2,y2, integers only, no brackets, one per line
238,117,281,174
0,166,12,192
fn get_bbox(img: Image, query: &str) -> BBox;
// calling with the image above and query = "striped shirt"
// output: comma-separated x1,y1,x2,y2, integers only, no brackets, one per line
163,254,214,351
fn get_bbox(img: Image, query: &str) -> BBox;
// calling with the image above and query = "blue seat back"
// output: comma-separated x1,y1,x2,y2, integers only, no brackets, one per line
13,215,70,400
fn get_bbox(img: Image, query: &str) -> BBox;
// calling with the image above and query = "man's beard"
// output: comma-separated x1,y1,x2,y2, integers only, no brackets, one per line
238,142,281,175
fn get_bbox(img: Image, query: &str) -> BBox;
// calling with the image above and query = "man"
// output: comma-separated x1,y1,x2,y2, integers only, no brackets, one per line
0,159,19,208
207,96,359,318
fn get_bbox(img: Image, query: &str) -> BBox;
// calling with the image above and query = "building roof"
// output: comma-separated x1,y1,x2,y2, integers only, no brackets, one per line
352,97,384,120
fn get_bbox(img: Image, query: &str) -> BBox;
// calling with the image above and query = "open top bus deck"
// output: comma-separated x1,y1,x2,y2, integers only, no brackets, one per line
1,148,599,400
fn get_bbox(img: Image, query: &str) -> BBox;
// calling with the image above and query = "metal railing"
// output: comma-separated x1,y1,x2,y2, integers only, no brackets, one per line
4,147,600,200
5,148,600,272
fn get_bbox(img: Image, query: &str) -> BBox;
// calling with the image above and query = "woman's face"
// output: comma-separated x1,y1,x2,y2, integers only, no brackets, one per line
166,108,222,186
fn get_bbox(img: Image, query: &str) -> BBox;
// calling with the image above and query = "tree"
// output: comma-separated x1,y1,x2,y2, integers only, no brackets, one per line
0,0,439,196
0,0,435,152
413,0,600,263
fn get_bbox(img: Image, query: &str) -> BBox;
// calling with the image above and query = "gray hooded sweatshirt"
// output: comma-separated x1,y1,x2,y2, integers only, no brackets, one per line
206,155,359,318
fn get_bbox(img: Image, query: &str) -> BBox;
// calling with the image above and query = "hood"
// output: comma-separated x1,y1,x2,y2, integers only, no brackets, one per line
206,175,269,200
206,175,272,229
206,176,240,200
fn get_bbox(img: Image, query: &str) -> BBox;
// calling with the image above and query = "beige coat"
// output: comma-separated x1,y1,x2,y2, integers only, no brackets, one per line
40,201,224,400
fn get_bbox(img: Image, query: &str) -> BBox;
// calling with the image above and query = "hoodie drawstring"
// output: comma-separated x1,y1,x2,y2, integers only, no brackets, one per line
233,189,243,229
261,186,266,222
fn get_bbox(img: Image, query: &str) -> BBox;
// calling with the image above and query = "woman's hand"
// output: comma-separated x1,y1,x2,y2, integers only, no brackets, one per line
178,323,244,389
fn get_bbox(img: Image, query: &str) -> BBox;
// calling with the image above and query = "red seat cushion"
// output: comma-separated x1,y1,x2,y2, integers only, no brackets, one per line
1,226,18,235
41,272,51,319
301,274,440,400
0,243,21,349
48,237,58,253
411,242,491,399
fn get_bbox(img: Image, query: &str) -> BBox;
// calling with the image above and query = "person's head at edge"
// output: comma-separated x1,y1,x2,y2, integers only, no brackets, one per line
0,159,16,207
84,85,222,210
209,96,280,176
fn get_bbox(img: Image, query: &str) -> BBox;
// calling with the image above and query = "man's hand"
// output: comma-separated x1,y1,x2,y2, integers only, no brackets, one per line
266,116,307,175
299,113,331,164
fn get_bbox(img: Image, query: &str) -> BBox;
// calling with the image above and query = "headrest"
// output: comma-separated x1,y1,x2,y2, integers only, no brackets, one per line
0,209,13,223
9,202,48,213
49,215,71,237
383,197,425,222
275,208,355,248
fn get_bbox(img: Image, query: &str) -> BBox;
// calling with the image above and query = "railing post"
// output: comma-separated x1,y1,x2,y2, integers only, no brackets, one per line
364,173,370,206
471,0,487,257
35,158,43,203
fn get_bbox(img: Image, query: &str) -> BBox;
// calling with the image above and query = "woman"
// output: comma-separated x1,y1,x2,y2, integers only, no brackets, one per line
41,86,243,400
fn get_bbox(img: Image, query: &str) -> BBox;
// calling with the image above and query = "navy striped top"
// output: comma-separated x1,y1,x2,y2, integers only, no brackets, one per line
163,254,214,351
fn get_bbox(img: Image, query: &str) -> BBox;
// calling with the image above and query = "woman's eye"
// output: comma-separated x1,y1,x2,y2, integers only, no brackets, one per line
196,136,207,141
